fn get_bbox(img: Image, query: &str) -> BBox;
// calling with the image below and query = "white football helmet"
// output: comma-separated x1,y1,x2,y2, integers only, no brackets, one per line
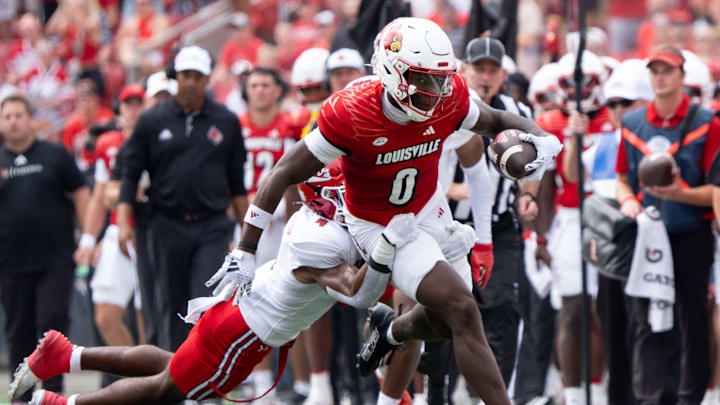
681,49,712,106
372,17,457,122
556,50,607,112
528,62,560,113
291,47,330,88
291,47,330,105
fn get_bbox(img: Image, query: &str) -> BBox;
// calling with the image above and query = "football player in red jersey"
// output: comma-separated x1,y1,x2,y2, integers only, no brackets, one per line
210,18,562,405
236,66,307,402
73,85,146,349
534,50,615,405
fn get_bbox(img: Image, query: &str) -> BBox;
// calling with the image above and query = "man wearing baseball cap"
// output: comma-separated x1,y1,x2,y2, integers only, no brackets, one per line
145,71,177,109
326,48,366,93
118,44,249,353
616,44,720,404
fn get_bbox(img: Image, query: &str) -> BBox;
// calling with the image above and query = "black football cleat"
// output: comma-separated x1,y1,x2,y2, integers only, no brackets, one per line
356,303,400,377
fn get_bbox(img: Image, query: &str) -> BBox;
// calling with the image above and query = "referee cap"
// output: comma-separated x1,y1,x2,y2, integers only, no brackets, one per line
465,38,505,66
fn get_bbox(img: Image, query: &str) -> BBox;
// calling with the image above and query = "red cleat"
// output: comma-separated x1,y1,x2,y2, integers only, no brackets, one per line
30,390,68,405
9,331,73,400
28,330,73,379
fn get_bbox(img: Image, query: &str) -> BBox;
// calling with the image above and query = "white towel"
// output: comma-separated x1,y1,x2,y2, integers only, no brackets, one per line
178,283,236,324
624,206,675,333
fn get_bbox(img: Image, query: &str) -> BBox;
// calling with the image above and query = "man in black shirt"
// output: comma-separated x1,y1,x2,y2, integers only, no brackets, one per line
118,45,248,351
0,94,89,402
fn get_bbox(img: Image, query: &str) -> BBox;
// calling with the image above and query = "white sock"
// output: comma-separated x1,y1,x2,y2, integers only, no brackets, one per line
386,322,401,346
69,346,84,372
252,370,274,397
294,380,310,397
563,387,585,405
377,391,401,405
68,394,79,405
309,371,332,398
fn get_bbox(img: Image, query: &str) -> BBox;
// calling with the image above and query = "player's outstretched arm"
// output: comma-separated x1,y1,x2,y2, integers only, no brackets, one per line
306,262,388,308
205,140,326,303
239,139,326,252
312,213,419,307
470,99,551,139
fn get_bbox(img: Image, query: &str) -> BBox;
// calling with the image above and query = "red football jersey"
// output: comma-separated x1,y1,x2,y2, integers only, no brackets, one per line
316,76,471,225
95,130,124,177
95,131,124,224
535,107,615,208
239,112,304,194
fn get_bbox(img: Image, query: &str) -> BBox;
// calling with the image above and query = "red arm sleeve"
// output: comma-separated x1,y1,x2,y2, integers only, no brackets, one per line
701,116,720,174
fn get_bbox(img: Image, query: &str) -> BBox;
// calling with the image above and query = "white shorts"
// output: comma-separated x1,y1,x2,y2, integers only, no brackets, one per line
91,225,141,309
548,206,598,298
345,186,472,302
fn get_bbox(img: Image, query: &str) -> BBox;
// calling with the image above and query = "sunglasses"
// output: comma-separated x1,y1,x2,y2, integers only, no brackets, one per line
606,99,634,109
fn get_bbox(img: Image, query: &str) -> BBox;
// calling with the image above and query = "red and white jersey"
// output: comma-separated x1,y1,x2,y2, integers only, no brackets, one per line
310,76,476,225
94,131,124,224
535,107,615,208
239,112,303,194
94,131,124,183
239,206,360,346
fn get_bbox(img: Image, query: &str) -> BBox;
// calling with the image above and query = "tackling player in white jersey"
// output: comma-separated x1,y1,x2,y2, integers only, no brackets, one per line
10,161,476,405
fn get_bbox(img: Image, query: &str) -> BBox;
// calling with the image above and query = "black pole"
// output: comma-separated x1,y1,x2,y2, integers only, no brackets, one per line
573,0,592,403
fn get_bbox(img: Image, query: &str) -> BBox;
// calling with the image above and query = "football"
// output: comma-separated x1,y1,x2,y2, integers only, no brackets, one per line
638,153,677,187
487,129,538,180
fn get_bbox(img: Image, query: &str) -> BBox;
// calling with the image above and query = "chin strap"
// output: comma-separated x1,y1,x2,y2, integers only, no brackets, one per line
206,343,291,403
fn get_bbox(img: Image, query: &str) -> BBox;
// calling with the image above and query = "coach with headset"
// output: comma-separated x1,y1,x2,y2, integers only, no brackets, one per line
117,45,248,352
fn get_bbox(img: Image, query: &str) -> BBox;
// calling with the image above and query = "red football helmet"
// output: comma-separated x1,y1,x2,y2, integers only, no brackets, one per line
298,160,346,225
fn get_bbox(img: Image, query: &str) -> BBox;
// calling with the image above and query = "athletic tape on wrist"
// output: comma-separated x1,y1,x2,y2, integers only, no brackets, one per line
243,204,272,230
371,235,396,267
79,233,96,249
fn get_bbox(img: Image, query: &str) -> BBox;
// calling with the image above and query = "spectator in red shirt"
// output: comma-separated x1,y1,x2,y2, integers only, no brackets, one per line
212,12,268,96
606,0,646,54
5,13,45,87
635,0,672,58
116,0,170,76
218,12,266,71
45,0,103,69
61,70,113,172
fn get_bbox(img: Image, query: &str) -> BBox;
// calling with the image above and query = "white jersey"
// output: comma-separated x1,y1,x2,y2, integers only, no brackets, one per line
239,206,361,346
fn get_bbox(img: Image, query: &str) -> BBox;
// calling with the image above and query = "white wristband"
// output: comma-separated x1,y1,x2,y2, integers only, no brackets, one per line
79,233,96,249
243,204,273,230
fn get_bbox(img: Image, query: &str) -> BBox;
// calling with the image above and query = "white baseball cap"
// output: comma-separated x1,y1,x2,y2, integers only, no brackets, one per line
174,45,212,76
326,48,365,72
603,59,653,102
146,71,178,97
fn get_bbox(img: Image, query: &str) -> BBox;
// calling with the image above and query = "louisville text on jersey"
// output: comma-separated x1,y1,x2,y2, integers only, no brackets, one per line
373,138,442,166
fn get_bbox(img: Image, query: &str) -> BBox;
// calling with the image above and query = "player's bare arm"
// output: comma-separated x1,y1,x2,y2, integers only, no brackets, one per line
470,98,551,139
239,139,326,252
295,263,371,298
